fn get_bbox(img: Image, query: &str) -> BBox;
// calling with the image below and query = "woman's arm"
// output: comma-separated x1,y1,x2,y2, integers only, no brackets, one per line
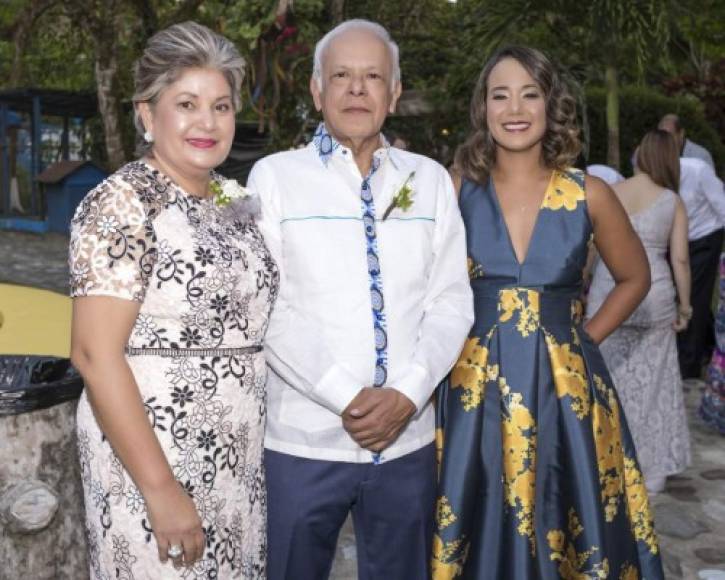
669,197,692,331
71,296,204,567
583,175,651,343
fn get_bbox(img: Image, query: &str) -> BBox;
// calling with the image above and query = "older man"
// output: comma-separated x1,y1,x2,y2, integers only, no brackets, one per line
659,114,725,378
248,19,473,580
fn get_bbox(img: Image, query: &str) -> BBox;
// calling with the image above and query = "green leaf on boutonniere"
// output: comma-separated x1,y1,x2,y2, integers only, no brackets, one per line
209,181,226,205
211,179,250,207
382,171,416,220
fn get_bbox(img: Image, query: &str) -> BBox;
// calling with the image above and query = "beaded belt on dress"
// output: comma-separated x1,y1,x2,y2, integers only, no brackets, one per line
124,346,263,358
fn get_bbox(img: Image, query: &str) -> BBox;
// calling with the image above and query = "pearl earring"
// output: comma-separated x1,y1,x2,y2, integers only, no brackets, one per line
143,131,154,143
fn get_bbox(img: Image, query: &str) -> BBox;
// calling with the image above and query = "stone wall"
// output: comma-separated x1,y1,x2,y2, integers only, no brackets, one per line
0,401,88,580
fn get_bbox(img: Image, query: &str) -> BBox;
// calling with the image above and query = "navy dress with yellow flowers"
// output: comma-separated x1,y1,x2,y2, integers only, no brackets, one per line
432,168,664,580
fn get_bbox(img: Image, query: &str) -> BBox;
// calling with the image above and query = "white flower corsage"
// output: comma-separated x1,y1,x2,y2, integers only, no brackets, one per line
382,171,416,220
210,178,260,219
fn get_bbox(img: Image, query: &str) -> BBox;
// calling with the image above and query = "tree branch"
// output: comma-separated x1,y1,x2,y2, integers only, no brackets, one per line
128,0,159,41
8,0,62,87
162,0,206,26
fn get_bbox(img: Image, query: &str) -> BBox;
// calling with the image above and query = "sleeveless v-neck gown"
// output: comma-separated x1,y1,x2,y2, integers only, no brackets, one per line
432,169,664,579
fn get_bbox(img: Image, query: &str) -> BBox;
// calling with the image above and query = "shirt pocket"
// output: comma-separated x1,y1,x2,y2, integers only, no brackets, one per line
282,218,367,293
379,218,436,287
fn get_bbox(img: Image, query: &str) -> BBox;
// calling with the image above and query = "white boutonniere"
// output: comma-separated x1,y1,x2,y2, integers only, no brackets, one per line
382,171,416,220
210,178,260,219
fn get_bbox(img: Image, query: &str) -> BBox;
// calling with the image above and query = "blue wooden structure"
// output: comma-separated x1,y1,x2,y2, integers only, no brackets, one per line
38,161,107,234
0,89,97,229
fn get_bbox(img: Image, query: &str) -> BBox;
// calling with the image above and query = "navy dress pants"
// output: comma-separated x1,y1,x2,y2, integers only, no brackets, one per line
265,443,436,580
678,228,724,378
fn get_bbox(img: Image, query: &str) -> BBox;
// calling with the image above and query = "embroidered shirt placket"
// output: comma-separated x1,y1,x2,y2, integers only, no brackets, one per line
360,156,388,464
313,123,389,464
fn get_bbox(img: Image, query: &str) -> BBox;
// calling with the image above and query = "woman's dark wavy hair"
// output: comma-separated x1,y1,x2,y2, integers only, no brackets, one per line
454,46,581,185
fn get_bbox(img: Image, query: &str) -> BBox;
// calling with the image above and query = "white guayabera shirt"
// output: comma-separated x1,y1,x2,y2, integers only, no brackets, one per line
249,129,474,463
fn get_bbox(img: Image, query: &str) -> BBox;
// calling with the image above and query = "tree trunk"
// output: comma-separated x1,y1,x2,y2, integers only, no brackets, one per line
330,0,345,24
90,0,126,170
94,53,126,169
8,0,59,87
61,0,127,169
605,63,620,170
0,401,88,580
276,0,294,17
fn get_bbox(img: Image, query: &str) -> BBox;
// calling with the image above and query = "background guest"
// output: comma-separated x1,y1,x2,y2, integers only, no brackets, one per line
659,116,725,379
588,129,692,494
659,113,715,169
700,252,725,435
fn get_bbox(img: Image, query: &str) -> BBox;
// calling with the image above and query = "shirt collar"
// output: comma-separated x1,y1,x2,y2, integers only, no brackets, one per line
311,122,398,170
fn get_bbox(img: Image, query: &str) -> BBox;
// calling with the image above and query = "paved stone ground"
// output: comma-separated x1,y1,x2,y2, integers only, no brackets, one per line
0,231,70,294
2,230,724,579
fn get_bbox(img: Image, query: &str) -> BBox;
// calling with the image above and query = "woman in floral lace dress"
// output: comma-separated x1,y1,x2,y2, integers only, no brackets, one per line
69,22,278,579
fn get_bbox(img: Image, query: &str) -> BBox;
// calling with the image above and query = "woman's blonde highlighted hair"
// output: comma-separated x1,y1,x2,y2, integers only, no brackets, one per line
455,46,581,185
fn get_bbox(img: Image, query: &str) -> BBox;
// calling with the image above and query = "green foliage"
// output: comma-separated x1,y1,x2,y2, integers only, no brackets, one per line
204,0,327,150
0,1,18,83
1,3,96,90
345,0,461,162
585,85,725,175
673,0,725,62
2,0,723,168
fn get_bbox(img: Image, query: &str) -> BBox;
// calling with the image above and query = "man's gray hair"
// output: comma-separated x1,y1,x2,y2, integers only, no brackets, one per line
132,21,245,155
312,19,401,91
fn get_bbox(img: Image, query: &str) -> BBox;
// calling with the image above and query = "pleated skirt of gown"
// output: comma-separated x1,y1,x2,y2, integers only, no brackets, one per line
433,288,664,579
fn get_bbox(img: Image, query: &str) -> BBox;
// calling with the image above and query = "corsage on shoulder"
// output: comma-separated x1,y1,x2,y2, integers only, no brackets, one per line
210,177,260,220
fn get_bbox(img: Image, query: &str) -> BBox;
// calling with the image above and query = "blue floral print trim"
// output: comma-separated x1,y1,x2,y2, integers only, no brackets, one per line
313,123,340,166
312,123,392,167
361,157,388,465
311,124,390,385
310,123,391,463
360,156,388,389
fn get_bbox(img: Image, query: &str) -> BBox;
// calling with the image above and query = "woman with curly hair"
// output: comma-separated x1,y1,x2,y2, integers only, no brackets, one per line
432,46,664,579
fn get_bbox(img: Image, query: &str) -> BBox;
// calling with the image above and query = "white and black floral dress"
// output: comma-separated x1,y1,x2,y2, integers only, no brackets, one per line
69,161,279,579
